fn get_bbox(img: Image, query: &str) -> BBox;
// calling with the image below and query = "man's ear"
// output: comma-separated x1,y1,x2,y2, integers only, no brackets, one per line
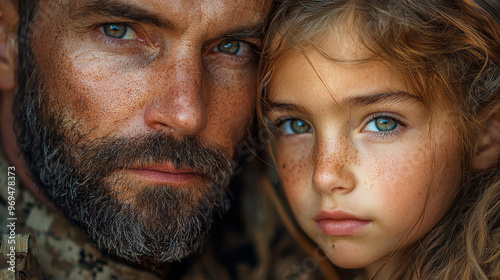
472,104,500,170
0,0,18,92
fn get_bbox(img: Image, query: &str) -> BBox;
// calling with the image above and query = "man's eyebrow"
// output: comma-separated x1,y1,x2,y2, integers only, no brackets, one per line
343,90,423,108
220,23,265,40
69,0,174,29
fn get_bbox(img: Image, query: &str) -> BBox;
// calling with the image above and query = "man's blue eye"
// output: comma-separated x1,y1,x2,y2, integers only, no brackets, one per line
215,40,248,55
280,119,312,135
102,24,136,39
365,117,399,132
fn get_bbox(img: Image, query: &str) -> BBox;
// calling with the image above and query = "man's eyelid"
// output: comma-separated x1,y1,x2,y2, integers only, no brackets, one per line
224,36,261,50
218,22,265,46
83,14,152,31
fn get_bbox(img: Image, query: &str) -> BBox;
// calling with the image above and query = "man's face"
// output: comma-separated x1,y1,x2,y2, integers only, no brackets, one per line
15,0,270,264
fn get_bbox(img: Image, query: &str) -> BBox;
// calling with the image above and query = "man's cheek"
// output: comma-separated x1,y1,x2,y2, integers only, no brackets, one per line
206,91,254,152
49,63,145,130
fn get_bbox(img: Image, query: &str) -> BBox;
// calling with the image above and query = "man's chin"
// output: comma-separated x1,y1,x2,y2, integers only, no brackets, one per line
34,159,230,265
65,181,223,264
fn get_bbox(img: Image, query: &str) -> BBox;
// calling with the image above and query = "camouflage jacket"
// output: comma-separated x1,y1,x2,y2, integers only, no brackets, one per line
0,146,327,280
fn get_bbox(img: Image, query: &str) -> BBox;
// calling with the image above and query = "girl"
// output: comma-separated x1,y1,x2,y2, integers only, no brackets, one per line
259,0,500,279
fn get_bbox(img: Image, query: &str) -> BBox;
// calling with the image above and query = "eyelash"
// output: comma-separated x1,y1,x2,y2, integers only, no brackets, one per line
272,116,312,138
205,40,260,64
362,113,407,138
93,22,147,48
271,113,407,139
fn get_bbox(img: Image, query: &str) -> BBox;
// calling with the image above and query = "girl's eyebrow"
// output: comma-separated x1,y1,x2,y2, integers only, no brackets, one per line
267,90,423,114
343,90,423,108
267,101,308,114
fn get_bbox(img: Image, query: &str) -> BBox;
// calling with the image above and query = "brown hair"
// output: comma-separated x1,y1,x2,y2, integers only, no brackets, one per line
259,0,500,279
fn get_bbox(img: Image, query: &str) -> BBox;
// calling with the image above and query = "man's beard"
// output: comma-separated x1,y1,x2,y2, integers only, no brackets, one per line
14,34,233,265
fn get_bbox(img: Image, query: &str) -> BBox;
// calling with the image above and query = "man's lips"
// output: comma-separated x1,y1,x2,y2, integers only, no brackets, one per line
314,210,371,236
129,163,202,185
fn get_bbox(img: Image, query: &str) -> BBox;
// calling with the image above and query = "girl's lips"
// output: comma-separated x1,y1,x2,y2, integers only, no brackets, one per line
316,219,371,236
314,210,371,236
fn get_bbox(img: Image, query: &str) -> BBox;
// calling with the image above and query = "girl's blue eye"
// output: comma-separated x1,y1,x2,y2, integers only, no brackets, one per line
279,118,313,135
102,24,137,39
365,117,399,132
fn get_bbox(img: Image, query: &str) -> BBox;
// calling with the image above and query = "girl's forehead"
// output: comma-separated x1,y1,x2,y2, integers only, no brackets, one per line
270,24,379,76
265,11,454,111
268,33,446,114
315,28,375,62
270,52,410,104
270,29,391,90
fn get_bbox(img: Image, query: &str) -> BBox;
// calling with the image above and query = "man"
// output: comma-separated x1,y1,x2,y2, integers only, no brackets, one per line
0,0,293,279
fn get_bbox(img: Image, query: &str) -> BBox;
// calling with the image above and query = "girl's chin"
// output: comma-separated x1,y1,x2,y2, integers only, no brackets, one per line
319,244,384,271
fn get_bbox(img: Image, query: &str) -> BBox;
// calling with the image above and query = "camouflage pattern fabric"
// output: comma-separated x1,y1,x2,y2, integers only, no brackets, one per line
0,234,43,280
0,148,162,279
0,146,327,280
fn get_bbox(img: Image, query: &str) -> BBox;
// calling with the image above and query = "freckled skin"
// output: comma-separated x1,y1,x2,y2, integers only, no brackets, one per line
268,31,462,278
29,0,269,162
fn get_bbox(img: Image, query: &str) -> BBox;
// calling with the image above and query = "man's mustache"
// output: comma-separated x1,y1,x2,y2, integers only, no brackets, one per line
75,131,231,183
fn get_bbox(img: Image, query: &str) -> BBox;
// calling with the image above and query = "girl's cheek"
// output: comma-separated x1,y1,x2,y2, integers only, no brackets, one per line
277,144,310,184
276,145,315,215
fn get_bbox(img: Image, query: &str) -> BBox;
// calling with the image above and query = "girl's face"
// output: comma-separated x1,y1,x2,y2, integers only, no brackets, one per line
267,32,462,275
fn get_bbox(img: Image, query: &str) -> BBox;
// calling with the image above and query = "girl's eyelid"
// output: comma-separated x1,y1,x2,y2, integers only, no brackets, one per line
273,116,292,128
272,115,301,128
267,108,308,125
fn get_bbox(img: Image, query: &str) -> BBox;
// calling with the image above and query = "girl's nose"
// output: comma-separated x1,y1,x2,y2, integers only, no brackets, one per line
312,136,357,195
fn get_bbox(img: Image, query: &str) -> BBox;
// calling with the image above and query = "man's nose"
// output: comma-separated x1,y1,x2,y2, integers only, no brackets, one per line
144,51,208,135
312,135,357,195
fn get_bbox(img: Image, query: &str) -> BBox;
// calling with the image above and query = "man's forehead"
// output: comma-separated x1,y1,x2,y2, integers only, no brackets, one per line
41,0,272,39
62,0,271,24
